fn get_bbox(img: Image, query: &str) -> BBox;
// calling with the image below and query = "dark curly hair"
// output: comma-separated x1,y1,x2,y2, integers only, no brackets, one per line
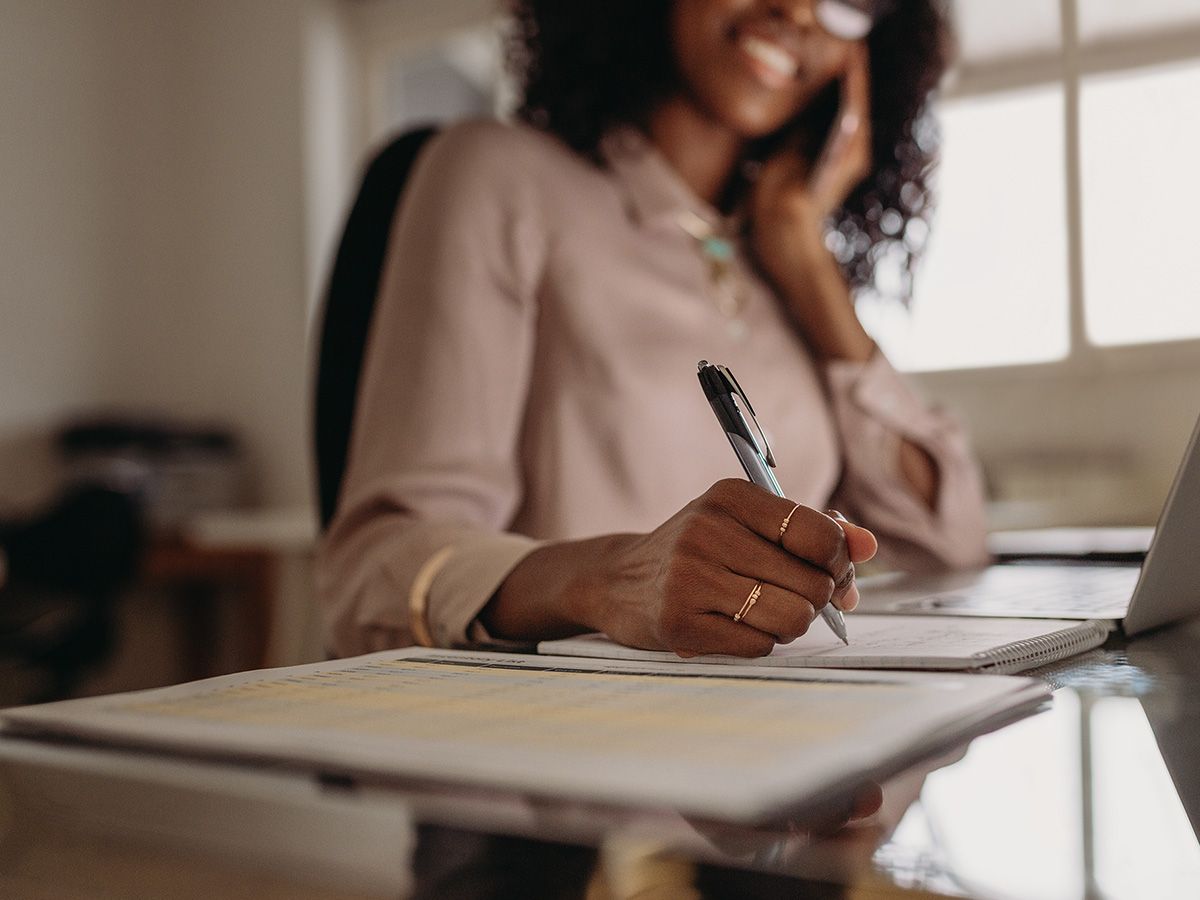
507,0,952,301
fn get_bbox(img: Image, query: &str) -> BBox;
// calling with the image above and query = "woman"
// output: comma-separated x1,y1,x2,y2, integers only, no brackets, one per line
318,0,989,658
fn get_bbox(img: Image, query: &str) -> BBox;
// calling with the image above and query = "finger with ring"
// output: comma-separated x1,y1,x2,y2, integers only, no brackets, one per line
733,581,762,622
723,578,818,643
777,502,803,544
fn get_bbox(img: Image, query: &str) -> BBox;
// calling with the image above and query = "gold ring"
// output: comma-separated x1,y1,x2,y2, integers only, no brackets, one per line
777,502,802,544
734,581,762,623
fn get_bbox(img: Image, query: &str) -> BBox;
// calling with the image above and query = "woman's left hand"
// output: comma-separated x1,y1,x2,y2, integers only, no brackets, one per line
749,42,875,363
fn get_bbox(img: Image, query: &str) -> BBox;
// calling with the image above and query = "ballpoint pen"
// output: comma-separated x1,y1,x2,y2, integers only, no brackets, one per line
696,360,850,645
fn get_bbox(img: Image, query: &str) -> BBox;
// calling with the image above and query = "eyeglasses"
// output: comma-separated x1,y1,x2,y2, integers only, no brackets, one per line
814,0,894,41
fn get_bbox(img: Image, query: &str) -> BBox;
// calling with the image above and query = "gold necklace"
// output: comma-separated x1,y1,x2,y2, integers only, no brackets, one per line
676,210,750,341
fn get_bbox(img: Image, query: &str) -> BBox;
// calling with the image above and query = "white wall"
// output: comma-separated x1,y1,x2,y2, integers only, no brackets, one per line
302,0,361,320
1,1,118,434
1,0,328,510
917,363,1200,528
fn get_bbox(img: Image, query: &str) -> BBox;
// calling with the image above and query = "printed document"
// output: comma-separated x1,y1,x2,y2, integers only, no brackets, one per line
1,649,1048,822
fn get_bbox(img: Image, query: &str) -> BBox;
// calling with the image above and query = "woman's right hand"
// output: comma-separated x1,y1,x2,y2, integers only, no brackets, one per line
484,479,877,658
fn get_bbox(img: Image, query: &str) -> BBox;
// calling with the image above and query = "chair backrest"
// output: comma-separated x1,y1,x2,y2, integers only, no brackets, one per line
313,126,439,529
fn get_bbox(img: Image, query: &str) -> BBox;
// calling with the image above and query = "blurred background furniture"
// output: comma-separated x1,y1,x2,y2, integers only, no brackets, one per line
0,484,144,704
0,416,320,703
156,507,320,678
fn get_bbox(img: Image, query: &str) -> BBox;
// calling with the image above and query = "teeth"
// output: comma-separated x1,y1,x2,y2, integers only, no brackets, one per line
740,36,798,80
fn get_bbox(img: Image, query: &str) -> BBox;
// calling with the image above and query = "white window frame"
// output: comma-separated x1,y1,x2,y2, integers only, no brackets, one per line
918,0,1200,390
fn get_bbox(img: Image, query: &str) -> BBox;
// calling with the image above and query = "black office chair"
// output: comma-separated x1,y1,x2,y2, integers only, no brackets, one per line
0,484,144,703
313,125,439,531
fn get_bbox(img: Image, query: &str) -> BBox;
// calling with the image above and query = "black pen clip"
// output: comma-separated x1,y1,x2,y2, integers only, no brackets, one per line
716,364,777,469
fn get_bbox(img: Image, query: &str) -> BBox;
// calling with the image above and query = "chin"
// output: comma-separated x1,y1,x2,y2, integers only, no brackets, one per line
710,98,798,140
700,75,824,140
733,115,795,140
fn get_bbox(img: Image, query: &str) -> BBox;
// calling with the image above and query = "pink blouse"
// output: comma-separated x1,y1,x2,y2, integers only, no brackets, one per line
317,120,990,657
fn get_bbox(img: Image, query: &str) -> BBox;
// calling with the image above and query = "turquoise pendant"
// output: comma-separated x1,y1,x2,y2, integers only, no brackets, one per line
701,236,735,262
676,211,749,341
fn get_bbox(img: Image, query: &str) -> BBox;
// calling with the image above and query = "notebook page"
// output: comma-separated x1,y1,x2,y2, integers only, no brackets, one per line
540,615,1113,671
0,649,1049,822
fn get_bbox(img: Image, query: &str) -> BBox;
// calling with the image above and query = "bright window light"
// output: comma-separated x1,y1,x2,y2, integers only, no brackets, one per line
952,0,1061,65
913,689,1085,899
1090,697,1200,898
859,85,1070,371
1079,0,1200,44
1080,60,1200,347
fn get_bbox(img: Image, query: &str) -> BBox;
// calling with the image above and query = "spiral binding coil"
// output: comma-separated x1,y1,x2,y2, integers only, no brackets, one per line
972,621,1114,674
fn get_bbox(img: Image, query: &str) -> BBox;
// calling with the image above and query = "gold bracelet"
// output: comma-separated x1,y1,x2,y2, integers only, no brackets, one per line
408,545,457,648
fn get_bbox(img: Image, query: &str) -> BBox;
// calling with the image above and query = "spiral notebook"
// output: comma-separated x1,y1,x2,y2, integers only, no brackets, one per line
538,614,1113,674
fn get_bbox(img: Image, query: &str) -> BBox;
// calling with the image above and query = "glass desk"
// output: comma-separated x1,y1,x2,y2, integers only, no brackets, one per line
398,617,1200,899
2,618,1198,899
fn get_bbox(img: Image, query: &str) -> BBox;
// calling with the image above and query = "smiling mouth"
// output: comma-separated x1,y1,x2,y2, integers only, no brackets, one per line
737,34,801,89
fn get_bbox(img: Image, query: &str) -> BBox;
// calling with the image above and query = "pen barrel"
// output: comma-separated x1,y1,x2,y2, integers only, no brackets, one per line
701,362,850,645
727,432,784,497
730,429,846,640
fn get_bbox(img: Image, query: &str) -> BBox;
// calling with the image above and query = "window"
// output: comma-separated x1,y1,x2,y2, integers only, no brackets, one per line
1081,60,1200,347
1078,0,1200,44
859,84,1069,371
863,0,1200,372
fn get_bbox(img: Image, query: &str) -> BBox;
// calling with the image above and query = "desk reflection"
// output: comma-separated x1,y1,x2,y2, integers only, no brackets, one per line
807,622,1200,899
5,623,1197,899
407,620,1200,899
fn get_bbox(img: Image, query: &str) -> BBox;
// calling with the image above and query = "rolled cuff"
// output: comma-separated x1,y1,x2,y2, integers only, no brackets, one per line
427,532,544,649
319,517,543,657
825,350,940,439
824,350,990,571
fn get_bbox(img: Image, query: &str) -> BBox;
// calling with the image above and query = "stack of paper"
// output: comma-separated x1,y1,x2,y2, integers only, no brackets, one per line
1,649,1049,823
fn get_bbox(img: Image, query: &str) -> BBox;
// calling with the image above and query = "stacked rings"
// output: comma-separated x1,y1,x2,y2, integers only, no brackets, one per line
733,582,762,622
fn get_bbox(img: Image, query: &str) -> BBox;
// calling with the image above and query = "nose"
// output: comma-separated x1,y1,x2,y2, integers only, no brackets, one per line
765,0,818,28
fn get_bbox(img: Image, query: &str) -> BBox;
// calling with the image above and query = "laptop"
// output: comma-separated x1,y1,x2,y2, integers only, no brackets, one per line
856,411,1200,637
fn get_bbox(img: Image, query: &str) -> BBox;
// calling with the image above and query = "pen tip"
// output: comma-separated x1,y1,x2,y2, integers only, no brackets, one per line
824,607,849,645
697,360,709,372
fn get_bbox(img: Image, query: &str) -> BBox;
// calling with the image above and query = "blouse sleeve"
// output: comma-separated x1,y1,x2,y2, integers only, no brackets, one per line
824,350,992,572
316,122,548,657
